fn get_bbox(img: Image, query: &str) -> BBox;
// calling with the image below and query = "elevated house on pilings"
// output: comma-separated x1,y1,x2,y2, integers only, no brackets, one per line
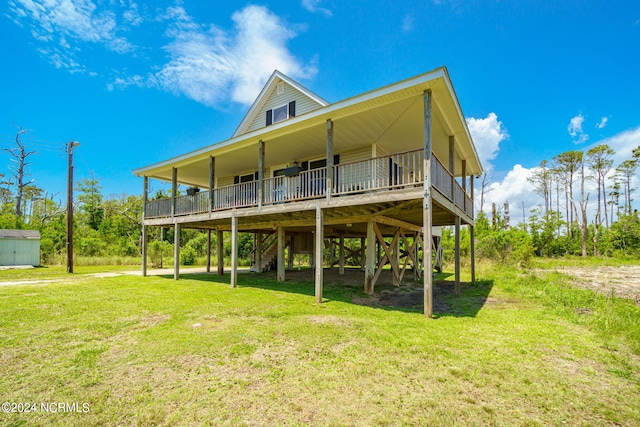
133,67,482,317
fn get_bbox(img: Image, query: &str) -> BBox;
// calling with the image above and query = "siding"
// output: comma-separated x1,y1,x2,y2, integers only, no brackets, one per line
0,238,40,266
246,80,323,133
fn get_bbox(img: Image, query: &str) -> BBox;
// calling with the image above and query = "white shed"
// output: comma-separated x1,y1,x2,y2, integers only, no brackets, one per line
0,229,41,267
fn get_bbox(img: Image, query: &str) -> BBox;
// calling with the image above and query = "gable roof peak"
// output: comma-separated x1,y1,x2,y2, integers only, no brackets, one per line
232,70,329,138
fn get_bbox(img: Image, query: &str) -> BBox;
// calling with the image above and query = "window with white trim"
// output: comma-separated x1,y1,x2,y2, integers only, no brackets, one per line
273,105,288,123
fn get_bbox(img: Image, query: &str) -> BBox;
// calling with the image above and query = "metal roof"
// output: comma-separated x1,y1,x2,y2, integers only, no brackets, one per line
0,229,41,239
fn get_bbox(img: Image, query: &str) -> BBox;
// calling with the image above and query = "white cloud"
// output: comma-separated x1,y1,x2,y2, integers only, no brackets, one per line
466,112,508,171
595,116,609,129
156,5,317,107
588,125,640,166
9,0,136,71
401,14,414,34
568,113,589,144
301,0,332,17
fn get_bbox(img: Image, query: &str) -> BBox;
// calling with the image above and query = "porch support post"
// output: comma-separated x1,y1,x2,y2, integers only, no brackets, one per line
142,176,148,277
206,229,212,273
217,229,224,276
277,226,285,282
449,135,455,200
326,119,333,202
230,212,238,288
256,231,262,272
423,89,434,318
454,216,461,295
171,167,177,217
174,223,180,280
339,233,345,275
258,140,265,210
470,175,476,286
315,203,324,303
365,218,376,294
209,156,215,212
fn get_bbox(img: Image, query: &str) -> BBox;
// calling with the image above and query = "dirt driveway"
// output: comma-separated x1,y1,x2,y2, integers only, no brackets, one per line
537,265,640,304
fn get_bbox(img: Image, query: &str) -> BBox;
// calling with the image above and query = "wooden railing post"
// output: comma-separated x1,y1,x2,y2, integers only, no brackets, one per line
171,167,177,218
209,156,215,213
326,119,333,202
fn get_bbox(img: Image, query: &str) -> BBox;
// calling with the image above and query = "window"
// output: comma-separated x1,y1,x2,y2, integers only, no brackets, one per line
273,105,288,123
266,101,296,126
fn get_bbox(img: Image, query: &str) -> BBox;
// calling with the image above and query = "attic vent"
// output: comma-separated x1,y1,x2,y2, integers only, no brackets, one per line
276,82,284,94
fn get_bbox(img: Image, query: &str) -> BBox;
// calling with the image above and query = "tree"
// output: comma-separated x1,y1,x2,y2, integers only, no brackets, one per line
527,160,552,214
586,144,615,227
479,171,493,213
553,150,583,235
76,176,104,230
2,127,37,218
616,159,638,215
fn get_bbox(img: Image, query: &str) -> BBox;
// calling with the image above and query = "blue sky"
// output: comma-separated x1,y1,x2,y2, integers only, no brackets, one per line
1,0,639,219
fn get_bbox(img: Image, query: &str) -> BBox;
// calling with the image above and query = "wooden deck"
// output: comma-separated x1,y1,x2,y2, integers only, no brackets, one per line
143,148,474,228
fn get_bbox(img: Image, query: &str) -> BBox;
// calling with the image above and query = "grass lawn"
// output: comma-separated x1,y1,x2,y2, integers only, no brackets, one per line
0,264,639,426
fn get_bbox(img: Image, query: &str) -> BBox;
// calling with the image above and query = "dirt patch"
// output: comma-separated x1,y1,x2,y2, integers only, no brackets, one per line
536,265,640,305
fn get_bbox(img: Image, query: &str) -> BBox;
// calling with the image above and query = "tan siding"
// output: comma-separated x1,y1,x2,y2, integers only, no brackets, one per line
217,176,235,188
246,80,323,133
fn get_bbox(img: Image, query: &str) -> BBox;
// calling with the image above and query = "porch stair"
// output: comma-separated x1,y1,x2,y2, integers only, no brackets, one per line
251,234,292,272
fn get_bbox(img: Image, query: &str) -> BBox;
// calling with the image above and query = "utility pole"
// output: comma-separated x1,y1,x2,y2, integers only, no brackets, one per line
67,141,80,273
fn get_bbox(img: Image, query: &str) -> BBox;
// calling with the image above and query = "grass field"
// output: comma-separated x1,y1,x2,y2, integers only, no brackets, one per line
0,263,639,426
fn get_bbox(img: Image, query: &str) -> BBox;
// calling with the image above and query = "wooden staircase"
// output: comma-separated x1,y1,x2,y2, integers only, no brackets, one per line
251,233,292,272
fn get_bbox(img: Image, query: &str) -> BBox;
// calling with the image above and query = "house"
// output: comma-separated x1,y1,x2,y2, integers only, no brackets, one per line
133,67,482,317
0,229,41,267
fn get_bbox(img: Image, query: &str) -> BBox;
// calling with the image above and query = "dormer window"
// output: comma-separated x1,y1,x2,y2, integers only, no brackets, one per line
266,101,296,126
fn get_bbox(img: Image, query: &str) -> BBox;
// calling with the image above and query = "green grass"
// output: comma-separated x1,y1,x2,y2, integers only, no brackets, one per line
0,264,639,426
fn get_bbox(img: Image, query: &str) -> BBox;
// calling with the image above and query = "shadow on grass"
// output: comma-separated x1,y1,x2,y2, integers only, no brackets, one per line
160,268,494,318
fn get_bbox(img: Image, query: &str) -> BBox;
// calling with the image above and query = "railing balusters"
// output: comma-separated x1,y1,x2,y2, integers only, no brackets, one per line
145,147,474,219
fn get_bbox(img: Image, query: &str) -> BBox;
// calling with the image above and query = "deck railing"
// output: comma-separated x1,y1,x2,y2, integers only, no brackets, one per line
145,148,474,219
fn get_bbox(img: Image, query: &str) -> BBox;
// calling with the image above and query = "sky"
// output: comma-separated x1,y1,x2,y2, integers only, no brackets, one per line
1,0,639,223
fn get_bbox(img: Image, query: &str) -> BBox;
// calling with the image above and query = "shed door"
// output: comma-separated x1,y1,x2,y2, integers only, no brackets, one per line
0,239,16,266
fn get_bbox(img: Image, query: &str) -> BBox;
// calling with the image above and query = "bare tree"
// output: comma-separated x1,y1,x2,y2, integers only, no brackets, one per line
578,157,589,257
479,171,493,213
2,128,37,218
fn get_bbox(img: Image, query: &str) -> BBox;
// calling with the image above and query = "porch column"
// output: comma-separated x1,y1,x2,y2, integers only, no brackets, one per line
454,216,461,295
462,159,467,213
339,233,345,275
315,203,324,303
217,229,224,276
142,176,148,277
423,89,433,318
258,140,265,210
209,156,215,213
449,135,455,200
277,226,285,282
364,218,376,294
230,212,238,288
470,175,476,286
171,167,177,217
174,223,180,280
326,119,333,202
206,229,212,273
256,231,262,272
